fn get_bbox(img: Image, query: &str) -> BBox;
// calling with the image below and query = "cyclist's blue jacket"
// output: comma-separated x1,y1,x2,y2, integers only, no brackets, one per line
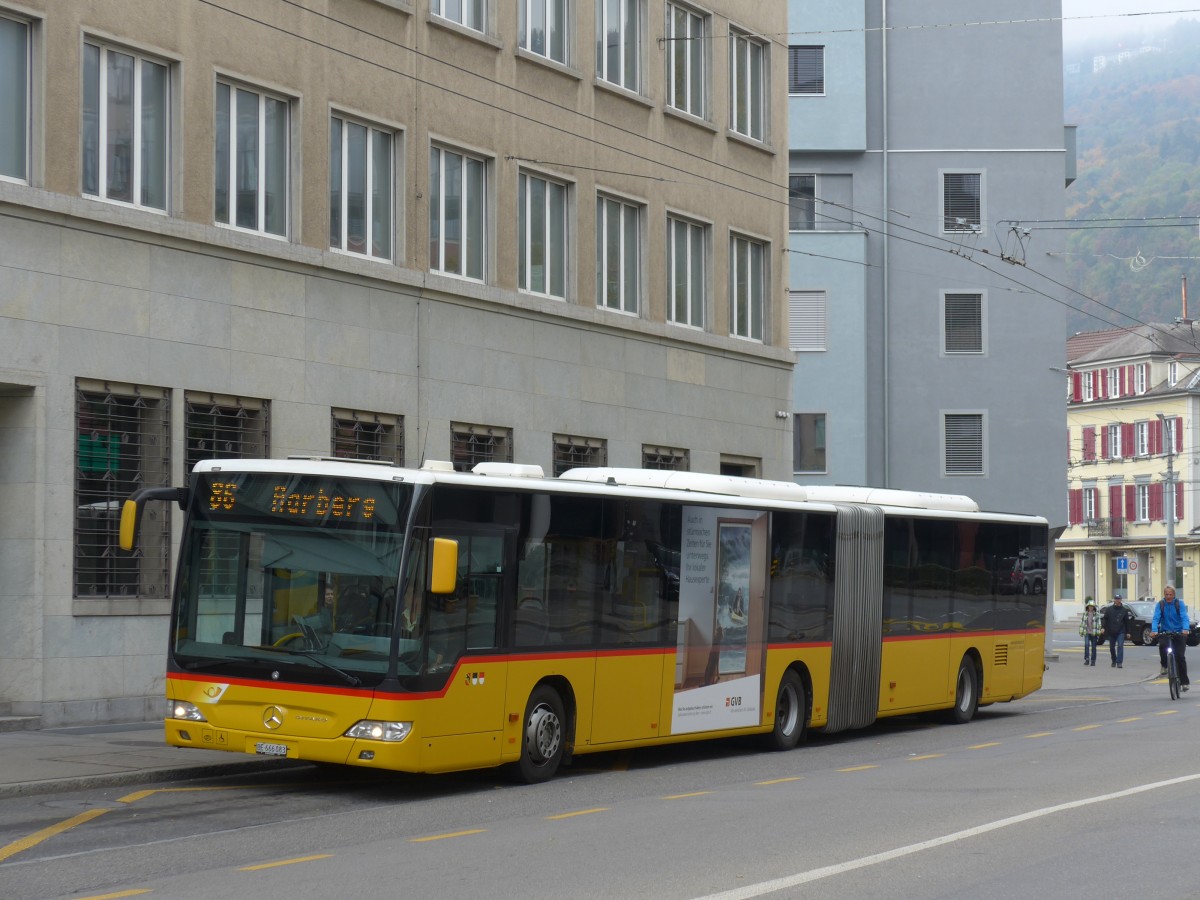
1153,598,1191,633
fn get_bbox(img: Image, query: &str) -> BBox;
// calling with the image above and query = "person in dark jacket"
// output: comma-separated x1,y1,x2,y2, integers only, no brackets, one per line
1101,595,1134,668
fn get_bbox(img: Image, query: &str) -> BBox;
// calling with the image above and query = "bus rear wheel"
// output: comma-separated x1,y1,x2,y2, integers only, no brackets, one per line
765,670,807,751
948,658,979,724
516,685,566,784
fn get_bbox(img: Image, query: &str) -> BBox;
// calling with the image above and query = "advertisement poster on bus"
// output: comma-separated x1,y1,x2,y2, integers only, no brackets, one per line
672,506,768,734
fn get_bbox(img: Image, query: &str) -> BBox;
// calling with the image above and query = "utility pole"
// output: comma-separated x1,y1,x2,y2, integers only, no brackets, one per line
1159,413,1176,591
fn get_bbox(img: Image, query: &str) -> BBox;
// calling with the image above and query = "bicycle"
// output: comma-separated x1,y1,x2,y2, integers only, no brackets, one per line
1151,631,1185,700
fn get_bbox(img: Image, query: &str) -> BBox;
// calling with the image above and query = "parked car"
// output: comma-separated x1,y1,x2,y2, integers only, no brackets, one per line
1098,599,1200,647
1010,549,1047,595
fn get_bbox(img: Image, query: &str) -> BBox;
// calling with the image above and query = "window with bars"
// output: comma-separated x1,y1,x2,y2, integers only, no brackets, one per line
331,409,403,463
788,290,826,352
451,423,512,472
185,392,270,472
943,292,983,354
942,171,982,233
552,434,607,477
75,380,171,599
788,45,823,94
642,445,689,471
793,413,826,474
944,413,984,475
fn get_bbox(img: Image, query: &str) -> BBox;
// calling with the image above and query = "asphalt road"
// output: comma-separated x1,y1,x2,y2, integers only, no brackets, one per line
2,632,1197,900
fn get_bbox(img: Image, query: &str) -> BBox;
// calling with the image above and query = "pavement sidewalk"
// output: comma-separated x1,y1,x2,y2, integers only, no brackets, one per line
0,625,1165,799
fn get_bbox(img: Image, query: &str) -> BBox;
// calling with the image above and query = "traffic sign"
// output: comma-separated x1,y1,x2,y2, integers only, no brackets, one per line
1116,557,1128,572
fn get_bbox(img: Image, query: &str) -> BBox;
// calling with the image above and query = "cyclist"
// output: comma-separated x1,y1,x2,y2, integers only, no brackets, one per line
1151,584,1191,692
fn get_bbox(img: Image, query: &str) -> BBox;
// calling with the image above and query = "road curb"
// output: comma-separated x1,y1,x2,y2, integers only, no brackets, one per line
0,758,307,800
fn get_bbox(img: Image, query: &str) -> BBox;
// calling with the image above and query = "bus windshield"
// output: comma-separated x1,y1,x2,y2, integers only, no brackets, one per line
172,473,413,686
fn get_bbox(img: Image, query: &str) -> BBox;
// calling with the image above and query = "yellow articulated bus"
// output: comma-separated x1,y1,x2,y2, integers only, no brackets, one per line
120,458,1048,783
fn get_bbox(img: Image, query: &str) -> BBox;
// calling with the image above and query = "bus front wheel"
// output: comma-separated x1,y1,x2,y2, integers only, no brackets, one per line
765,669,807,751
516,685,566,784
948,658,979,724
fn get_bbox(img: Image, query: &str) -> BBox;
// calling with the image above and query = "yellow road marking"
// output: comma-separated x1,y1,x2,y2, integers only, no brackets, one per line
664,791,713,800
908,754,945,761
239,854,332,871
1118,717,1142,723
838,765,878,772
969,742,1000,750
756,776,804,785
74,891,152,900
0,808,111,863
1072,724,1102,732
410,829,487,843
546,808,609,820
118,785,280,803
1156,709,1179,716
1023,732,1054,738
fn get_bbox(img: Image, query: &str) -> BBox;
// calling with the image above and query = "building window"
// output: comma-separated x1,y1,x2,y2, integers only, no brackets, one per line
451,423,511,472
329,114,393,260
793,413,826,474
1163,416,1177,452
552,434,607,477
75,380,171,599
82,41,169,210
787,45,823,94
596,194,641,313
730,234,764,341
519,170,568,299
642,444,689,471
788,174,815,231
730,29,765,140
1107,424,1121,460
430,145,487,281
433,0,486,32
1135,363,1148,394
944,413,984,475
1107,367,1119,396
788,290,826,352
521,0,568,64
1136,421,1150,456
214,80,289,236
667,215,706,328
0,14,29,182
943,292,984,354
597,0,641,91
1082,372,1094,402
942,171,982,233
185,392,270,472
332,409,403,464
1169,361,1178,386
1083,486,1097,521
666,3,707,118
1136,482,1150,522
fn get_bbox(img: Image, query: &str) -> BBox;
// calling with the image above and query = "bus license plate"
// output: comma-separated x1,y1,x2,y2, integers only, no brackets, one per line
255,741,289,757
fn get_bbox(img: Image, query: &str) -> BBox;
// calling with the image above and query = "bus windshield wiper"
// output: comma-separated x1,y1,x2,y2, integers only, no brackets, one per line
251,646,362,686
178,658,240,672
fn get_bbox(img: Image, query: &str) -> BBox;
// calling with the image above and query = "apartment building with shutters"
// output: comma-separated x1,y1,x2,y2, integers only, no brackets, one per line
784,1,1072,533
1060,323,1200,606
0,0,790,726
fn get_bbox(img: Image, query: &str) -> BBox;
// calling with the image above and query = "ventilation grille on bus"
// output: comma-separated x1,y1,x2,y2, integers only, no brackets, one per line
994,643,1009,667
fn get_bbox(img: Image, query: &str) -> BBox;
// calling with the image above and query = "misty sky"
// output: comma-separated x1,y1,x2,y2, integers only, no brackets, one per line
1061,1,1199,43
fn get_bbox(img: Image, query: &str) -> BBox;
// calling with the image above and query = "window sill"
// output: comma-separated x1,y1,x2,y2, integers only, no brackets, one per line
664,105,718,133
594,78,654,108
427,13,503,50
515,48,582,81
726,129,774,154
73,598,171,617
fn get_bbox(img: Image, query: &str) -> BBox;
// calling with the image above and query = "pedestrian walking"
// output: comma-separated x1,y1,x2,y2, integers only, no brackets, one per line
1079,598,1101,666
1101,594,1134,668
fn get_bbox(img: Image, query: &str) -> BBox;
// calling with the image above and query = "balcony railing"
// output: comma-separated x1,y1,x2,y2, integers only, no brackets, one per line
1087,517,1125,538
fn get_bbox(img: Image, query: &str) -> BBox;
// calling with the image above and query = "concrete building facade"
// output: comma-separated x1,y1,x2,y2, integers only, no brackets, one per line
785,0,1072,531
0,1,790,725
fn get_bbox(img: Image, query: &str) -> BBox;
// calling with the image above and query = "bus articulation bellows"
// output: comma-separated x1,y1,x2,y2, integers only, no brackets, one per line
120,458,1049,783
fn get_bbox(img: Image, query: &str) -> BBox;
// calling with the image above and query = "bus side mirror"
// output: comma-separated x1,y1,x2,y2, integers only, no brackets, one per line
428,538,459,595
119,487,186,551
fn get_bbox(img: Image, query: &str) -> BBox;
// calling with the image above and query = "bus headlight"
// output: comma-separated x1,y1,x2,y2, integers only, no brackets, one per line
169,700,207,722
345,720,412,742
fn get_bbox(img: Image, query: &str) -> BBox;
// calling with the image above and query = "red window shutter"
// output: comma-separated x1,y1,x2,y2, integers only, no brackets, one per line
1100,427,1109,459
1122,422,1135,454
1071,373,1082,402
1177,417,1184,453
1125,365,1134,395
1083,426,1095,461
1125,484,1136,522
1151,482,1163,521
1110,485,1122,522
1097,371,1107,399
1152,419,1162,455
1069,489,1082,525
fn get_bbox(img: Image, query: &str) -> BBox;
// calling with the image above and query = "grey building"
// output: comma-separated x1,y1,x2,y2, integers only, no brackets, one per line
786,0,1072,528
0,1,790,725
